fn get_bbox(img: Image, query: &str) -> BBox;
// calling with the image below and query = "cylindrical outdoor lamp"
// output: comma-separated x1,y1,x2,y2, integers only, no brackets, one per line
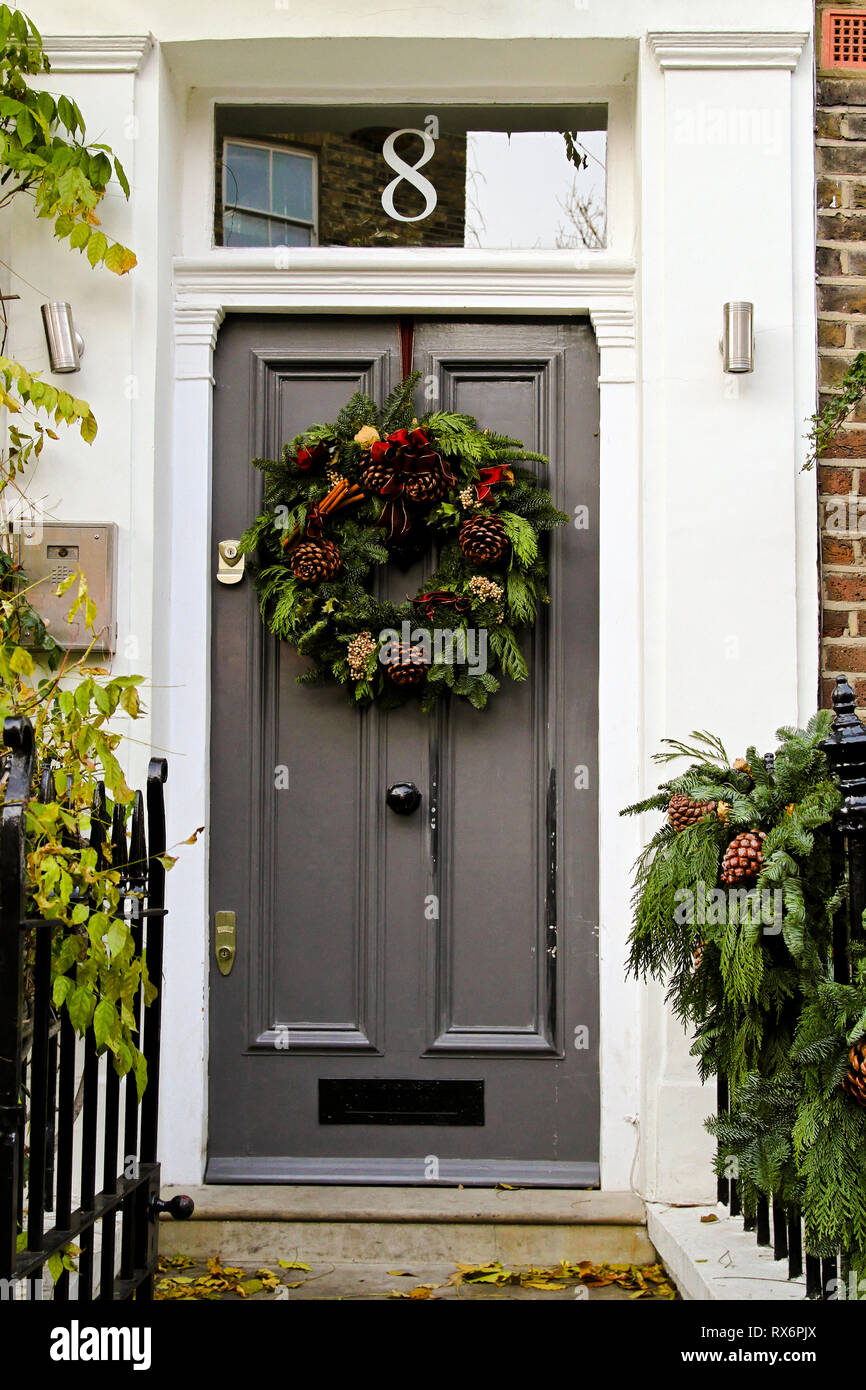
720,301,754,374
40,301,85,373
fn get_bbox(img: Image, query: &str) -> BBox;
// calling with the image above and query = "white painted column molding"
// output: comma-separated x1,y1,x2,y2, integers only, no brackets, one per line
637,27,812,1203
157,303,224,1184
647,32,808,71
591,305,643,1191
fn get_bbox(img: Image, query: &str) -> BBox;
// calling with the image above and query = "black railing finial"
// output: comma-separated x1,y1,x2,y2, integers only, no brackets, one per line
822,676,866,834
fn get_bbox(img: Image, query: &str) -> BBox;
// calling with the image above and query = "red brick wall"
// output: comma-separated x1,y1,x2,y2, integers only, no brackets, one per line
817,2,866,710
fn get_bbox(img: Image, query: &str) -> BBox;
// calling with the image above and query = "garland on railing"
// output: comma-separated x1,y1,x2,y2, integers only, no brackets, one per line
622,714,866,1283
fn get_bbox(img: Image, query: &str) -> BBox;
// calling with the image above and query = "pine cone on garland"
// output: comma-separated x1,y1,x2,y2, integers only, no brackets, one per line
359,457,393,494
385,643,430,687
459,514,508,565
289,537,342,583
720,830,767,887
668,793,718,832
404,469,448,505
843,1037,866,1108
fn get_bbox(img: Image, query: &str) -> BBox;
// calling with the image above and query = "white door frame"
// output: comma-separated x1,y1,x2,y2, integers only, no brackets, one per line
165,247,640,1188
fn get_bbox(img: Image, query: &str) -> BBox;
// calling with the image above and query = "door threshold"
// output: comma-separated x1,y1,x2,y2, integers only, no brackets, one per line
205,1157,600,1187
164,1184,642,1225
158,1185,651,1265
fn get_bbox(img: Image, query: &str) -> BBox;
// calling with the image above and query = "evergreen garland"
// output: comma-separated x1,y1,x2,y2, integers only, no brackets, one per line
239,373,567,711
622,715,866,1282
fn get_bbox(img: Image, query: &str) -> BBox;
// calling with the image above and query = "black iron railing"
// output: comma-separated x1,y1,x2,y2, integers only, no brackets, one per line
714,676,866,1300
0,714,192,1301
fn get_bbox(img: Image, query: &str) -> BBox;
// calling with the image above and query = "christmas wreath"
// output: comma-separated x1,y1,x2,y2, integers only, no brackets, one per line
239,373,568,711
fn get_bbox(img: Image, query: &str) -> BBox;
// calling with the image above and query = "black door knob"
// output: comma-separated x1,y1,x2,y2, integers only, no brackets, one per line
386,782,422,815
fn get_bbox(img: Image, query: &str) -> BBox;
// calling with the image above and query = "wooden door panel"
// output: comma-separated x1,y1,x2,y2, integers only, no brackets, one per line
208,316,600,1184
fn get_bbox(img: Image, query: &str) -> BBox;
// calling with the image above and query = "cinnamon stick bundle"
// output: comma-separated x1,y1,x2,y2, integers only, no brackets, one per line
280,478,366,547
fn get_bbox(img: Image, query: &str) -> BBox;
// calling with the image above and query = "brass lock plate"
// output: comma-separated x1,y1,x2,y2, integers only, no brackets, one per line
215,910,236,975
217,539,245,585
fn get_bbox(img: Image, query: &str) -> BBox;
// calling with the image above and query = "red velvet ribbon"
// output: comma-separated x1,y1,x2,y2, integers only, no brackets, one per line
372,428,455,540
303,502,323,540
475,465,514,502
412,589,471,620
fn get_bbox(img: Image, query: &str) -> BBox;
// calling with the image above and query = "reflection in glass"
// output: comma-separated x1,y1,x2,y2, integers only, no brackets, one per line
222,139,316,248
216,108,606,251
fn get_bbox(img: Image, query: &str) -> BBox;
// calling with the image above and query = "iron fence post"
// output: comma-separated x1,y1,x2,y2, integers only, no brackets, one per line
0,718,35,1280
821,676,866,1297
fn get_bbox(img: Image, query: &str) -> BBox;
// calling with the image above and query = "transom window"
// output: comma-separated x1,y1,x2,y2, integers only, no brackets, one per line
215,106,607,250
221,139,317,247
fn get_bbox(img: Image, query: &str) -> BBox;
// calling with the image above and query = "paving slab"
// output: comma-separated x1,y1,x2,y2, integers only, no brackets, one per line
647,1203,807,1301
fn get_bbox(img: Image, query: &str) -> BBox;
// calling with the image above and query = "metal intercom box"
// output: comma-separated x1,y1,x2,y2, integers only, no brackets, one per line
14,522,117,654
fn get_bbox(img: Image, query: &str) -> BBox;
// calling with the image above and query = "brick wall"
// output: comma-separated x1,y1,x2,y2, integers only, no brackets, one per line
817,1,866,711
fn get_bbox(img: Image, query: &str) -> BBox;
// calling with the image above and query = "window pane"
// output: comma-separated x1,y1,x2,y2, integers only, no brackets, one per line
272,150,314,222
224,142,270,213
223,209,273,247
216,106,607,250
466,131,606,250
269,220,312,248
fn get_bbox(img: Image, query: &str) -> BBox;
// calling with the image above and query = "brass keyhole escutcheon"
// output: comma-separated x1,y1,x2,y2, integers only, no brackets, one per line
217,539,245,585
215,910,236,975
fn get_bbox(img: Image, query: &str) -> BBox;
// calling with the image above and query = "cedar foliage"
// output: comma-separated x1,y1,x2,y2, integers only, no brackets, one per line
622,715,866,1281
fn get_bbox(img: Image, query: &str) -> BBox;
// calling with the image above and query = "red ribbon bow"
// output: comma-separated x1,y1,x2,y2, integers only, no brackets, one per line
475,465,514,502
296,441,330,472
369,428,456,539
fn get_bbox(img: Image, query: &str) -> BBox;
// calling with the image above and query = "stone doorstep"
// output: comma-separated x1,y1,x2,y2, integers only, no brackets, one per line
157,1186,655,1267
647,1203,807,1302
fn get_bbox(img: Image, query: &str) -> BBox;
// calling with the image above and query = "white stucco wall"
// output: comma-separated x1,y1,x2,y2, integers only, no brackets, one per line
3,1,817,1202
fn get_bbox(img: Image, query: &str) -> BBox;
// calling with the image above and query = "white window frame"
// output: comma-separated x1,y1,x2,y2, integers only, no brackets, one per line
220,136,319,248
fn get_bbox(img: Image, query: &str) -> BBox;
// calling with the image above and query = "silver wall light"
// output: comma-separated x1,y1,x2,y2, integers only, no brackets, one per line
40,301,85,374
720,301,754,374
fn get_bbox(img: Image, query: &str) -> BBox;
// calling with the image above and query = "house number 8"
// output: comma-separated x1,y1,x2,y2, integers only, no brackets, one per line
380,114,439,223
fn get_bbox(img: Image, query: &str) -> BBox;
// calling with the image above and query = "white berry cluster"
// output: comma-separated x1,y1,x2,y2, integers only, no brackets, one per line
347,630,377,680
467,575,503,605
327,468,347,489
459,485,480,509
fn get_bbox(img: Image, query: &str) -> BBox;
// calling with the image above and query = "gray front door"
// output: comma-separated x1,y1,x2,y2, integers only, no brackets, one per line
207,316,599,1184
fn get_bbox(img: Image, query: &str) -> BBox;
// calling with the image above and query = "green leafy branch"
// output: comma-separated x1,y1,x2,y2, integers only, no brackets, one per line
0,6,135,274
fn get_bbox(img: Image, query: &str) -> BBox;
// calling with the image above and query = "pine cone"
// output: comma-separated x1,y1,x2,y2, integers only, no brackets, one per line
459,514,508,565
359,457,392,494
404,469,448,505
289,538,342,583
668,793,717,833
720,830,767,887
844,1037,866,1108
385,642,430,687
